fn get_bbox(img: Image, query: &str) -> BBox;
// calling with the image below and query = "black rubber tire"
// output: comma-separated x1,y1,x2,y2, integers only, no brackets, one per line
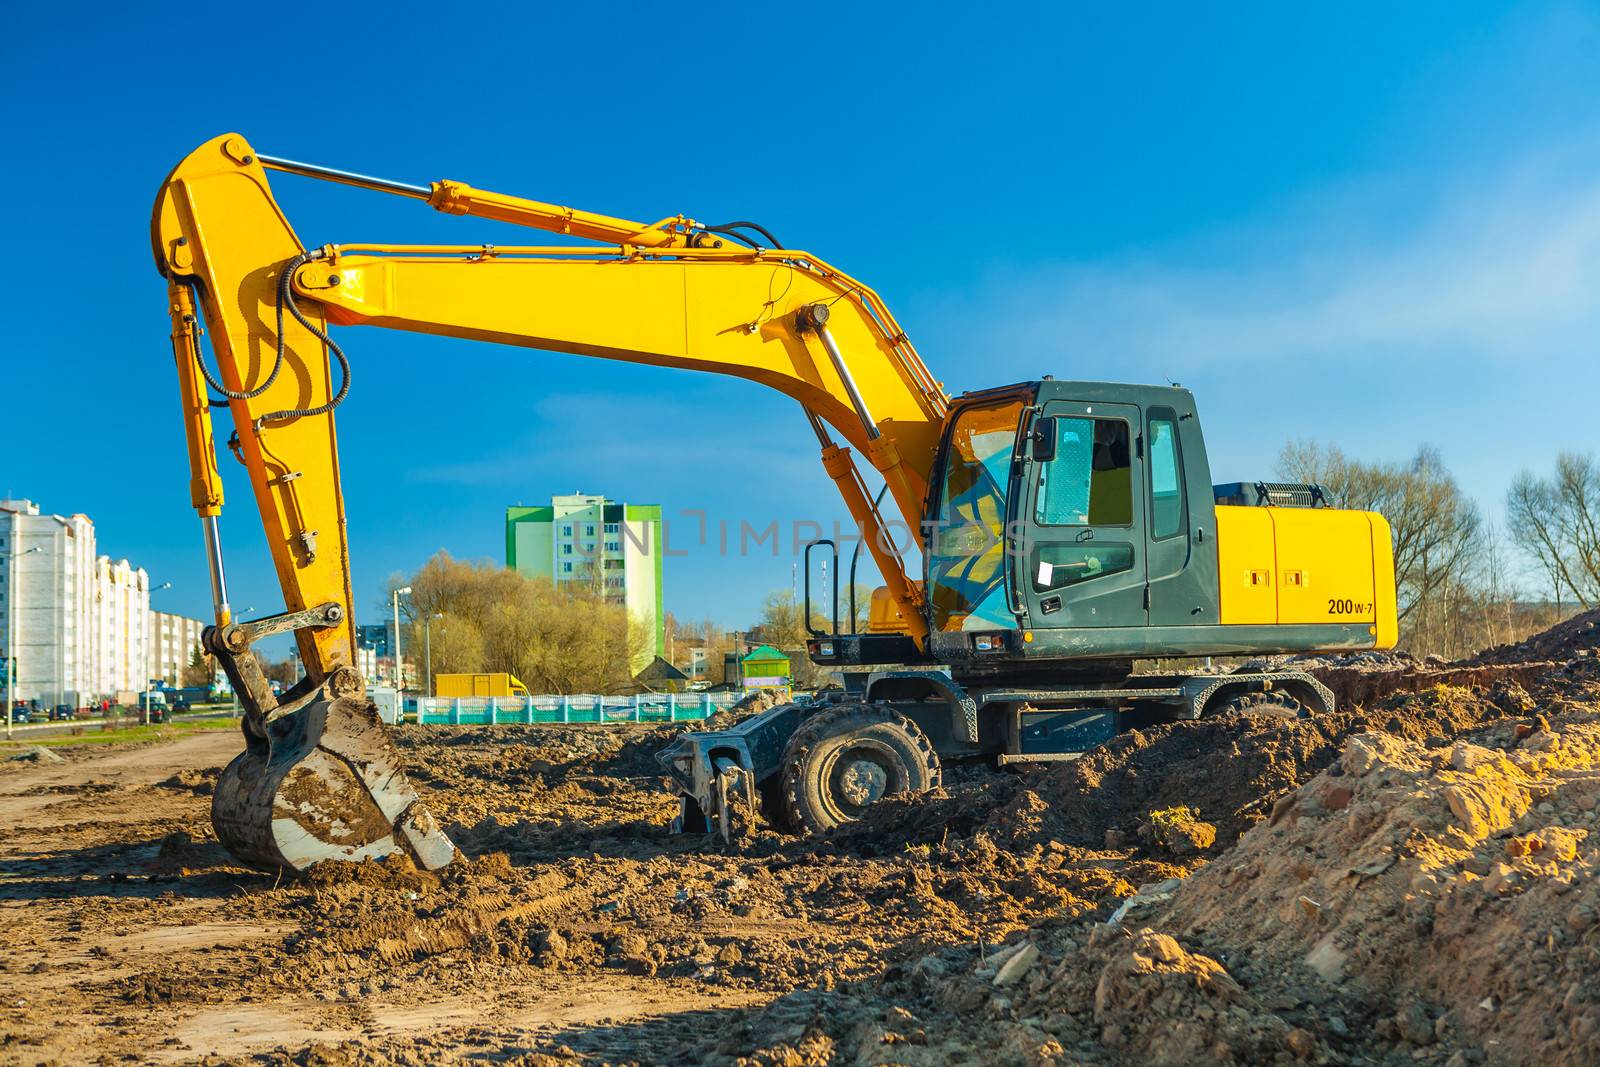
780,704,940,834
1212,691,1304,721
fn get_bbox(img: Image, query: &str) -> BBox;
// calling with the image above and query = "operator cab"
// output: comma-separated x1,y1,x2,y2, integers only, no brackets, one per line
808,380,1221,668
924,380,1219,663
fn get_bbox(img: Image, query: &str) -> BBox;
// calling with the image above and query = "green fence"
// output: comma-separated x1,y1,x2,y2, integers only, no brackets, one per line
406,690,758,726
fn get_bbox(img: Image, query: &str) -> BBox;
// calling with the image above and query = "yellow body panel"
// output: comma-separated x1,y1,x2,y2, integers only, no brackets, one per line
1271,508,1376,625
1369,513,1399,648
1214,505,1397,647
1214,506,1277,624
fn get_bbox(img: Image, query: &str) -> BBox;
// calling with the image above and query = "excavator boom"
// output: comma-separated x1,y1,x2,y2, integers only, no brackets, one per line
153,133,951,871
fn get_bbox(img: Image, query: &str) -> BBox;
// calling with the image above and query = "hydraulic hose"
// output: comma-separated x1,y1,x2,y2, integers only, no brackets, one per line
182,278,281,406
252,252,351,430
705,220,785,250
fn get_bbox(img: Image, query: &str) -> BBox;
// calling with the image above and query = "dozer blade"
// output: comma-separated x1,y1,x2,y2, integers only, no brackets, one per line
211,695,456,873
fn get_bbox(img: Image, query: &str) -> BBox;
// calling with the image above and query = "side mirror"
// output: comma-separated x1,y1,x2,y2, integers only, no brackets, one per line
1030,416,1057,461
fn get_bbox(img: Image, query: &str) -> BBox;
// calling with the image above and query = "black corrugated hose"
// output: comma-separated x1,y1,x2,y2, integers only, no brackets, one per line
253,251,350,430
181,252,351,431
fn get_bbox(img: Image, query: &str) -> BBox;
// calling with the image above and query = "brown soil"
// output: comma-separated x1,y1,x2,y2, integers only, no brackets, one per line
0,719,1166,1065
1473,606,1600,664
3,609,1598,1065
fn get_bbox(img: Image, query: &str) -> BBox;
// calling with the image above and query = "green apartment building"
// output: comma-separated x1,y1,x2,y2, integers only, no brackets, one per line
506,494,664,672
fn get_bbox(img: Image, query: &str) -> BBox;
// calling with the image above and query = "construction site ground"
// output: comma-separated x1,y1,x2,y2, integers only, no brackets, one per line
3,614,1600,1065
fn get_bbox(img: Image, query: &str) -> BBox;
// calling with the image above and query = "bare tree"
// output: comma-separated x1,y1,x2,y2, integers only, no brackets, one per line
1477,522,1516,650
1507,452,1600,609
399,551,648,694
753,588,873,646
257,655,298,686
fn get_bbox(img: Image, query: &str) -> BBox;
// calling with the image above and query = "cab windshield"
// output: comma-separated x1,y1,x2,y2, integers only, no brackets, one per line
928,399,1024,631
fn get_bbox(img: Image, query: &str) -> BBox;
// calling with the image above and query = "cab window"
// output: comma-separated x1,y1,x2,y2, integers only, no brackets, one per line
1032,543,1135,591
1035,417,1132,526
1148,409,1183,539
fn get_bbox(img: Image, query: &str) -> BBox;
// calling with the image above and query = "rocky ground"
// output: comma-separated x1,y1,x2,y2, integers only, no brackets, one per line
2,612,1599,1065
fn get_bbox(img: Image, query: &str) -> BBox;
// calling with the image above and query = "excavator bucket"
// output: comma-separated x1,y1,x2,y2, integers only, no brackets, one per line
211,695,456,873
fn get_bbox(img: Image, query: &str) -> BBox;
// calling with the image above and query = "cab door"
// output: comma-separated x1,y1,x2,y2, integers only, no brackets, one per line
1144,404,1208,625
1019,400,1148,628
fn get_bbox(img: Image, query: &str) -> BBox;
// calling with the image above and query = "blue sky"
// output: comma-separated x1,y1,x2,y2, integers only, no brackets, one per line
5,3,1600,631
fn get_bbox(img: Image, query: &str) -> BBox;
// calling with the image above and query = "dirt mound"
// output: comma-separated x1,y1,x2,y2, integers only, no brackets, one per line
804,761,1025,856
14,647,1600,1065
1033,681,1541,847
731,692,1600,1066
1475,606,1600,665
154,767,217,794
1289,648,1421,671
303,852,445,894
816,680,1546,862
8,744,64,763
728,909,1322,1066
399,721,681,780
704,687,787,728
1148,715,1600,1065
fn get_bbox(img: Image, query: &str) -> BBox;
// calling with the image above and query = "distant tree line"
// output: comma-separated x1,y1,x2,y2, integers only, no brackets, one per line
391,552,650,695
1507,453,1600,610
1279,441,1593,658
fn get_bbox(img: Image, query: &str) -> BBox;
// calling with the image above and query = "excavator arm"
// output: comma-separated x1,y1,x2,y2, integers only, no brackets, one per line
152,133,950,871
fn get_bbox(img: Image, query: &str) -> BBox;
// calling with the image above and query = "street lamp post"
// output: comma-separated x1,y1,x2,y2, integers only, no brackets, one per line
392,586,411,693
3,545,42,741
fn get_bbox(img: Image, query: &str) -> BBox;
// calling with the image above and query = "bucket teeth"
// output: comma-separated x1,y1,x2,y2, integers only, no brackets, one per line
212,696,455,873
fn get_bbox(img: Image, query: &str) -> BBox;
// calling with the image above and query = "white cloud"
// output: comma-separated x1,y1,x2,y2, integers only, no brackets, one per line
946,154,1600,375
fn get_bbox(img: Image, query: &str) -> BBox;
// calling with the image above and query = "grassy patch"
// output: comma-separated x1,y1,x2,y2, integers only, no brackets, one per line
1,714,239,749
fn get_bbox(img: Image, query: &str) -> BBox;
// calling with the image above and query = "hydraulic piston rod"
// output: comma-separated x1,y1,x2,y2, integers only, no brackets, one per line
258,154,431,200
259,150,691,247
798,303,879,440
202,515,231,626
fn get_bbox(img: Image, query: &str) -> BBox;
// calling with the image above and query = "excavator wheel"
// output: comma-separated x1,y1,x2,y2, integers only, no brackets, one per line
211,695,456,873
779,704,940,835
1210,691,1305,721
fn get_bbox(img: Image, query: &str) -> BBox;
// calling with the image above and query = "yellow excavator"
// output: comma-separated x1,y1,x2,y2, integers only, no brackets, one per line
152,134,1397,870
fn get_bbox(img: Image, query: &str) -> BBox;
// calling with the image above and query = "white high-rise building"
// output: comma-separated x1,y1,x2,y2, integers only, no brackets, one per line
93,557,150,695
0,499,99,707
1,498,209,706
150,611,208,687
